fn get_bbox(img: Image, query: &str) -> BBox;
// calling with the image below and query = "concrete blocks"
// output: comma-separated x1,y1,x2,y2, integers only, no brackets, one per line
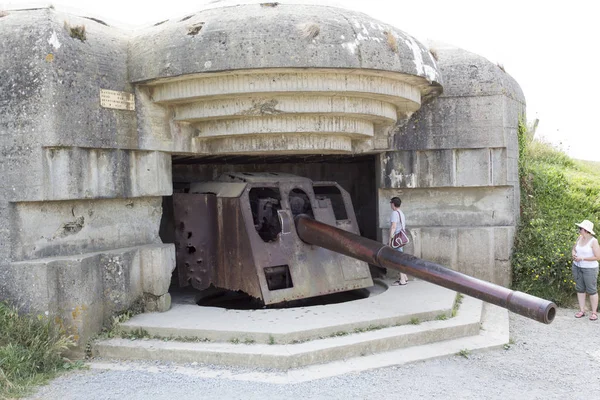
11,197,164,262
455,149,491,186
380,148,510,189
378,187,515,228
417,228,457,269
396,226,515,283
145,293,172,313
138,245,176,296
457,228,495,281
42,148,172,200
0,243,175,347
0,9,136,149
396,96,508,150
377,44,525,284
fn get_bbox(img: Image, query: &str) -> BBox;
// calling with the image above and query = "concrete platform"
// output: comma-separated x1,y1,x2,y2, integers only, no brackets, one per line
93,280,510,371
118,280,457,344
90,302,508,383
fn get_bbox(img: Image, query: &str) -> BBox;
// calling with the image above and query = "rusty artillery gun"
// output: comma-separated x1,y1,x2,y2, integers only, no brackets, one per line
171,173,556,324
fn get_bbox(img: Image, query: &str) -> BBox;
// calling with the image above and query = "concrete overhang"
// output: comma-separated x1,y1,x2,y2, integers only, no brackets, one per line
129,2,444,156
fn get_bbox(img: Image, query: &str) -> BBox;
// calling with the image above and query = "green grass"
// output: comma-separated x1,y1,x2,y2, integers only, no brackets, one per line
0,302,76,398
512,121,600,305
457,348,470,359
353,324,384,333
328,331,349,338
451,293,464,317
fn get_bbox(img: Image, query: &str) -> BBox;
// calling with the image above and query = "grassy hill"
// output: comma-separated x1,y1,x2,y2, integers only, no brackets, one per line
512,125,600,305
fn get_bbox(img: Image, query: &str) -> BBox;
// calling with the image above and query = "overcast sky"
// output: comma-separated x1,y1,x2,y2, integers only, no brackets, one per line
3,0,599,161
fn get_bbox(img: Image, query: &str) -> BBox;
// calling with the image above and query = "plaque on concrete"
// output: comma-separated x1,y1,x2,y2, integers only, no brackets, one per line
100,89,135,110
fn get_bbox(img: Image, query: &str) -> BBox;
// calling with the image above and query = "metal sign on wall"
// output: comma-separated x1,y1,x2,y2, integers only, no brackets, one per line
100,89,135,111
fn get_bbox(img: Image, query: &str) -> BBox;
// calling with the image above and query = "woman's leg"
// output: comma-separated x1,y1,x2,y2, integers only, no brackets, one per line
397,247,408,284
577,292,587,313
399,273,408,284
590,293,598,315
573,265,586,315
590,268,599,317
582,267,599,318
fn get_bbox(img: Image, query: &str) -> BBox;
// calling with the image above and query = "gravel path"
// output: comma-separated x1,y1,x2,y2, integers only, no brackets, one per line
28,307,600,400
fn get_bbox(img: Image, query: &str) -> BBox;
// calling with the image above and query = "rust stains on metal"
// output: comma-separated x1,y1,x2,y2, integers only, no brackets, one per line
170,173,373,305
172,193,217,290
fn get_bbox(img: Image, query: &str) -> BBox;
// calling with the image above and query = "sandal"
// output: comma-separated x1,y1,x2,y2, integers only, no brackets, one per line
575,311,586,318
590,313,598,321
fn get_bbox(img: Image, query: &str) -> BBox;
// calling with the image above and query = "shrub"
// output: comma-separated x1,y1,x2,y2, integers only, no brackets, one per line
0,302,74,398
512,120,600,305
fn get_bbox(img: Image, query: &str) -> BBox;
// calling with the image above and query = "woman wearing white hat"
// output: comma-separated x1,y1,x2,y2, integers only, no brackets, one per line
572,220,600,320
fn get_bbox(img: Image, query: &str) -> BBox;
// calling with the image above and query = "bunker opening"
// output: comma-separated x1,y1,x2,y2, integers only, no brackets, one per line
160,154,379,309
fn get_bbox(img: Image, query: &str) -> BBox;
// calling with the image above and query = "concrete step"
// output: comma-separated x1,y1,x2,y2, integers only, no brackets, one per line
93,292,488,369
90,303,508,383
118,280,458,344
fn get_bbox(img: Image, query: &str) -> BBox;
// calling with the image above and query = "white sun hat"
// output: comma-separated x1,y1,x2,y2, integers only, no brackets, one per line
576,220,596,235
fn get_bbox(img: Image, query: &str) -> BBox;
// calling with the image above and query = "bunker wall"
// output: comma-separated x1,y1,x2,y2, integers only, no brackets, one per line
379,45,525,286
0,9,175,349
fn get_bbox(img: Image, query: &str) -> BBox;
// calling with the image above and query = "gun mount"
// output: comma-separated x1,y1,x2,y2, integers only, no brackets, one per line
172,173,373,305
170,173,556,324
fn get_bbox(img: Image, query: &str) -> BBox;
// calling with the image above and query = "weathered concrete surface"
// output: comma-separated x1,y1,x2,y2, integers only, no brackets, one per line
0,244,175,345
378,43,525,286
137,68,435,155
94,282,509,370
120,280,456,344
0,8,174,350
42,148,172,200
93,282,495,369
11,197,162,261
88,300,507,384
129,3,442,89
130,3,444,156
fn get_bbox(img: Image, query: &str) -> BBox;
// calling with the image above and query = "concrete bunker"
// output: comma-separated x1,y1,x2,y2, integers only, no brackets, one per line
0,2,525,349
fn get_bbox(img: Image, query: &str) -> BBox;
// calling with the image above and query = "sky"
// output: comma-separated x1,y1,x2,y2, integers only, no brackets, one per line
3,0,599,161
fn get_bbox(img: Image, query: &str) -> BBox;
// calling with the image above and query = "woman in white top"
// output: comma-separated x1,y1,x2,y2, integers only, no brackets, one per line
572,220,600,320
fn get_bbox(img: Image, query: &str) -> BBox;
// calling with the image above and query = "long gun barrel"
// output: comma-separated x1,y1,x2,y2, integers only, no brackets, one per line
294,214,557,324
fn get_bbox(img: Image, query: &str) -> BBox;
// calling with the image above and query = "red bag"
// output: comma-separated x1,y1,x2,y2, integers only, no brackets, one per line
391,210,410,249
